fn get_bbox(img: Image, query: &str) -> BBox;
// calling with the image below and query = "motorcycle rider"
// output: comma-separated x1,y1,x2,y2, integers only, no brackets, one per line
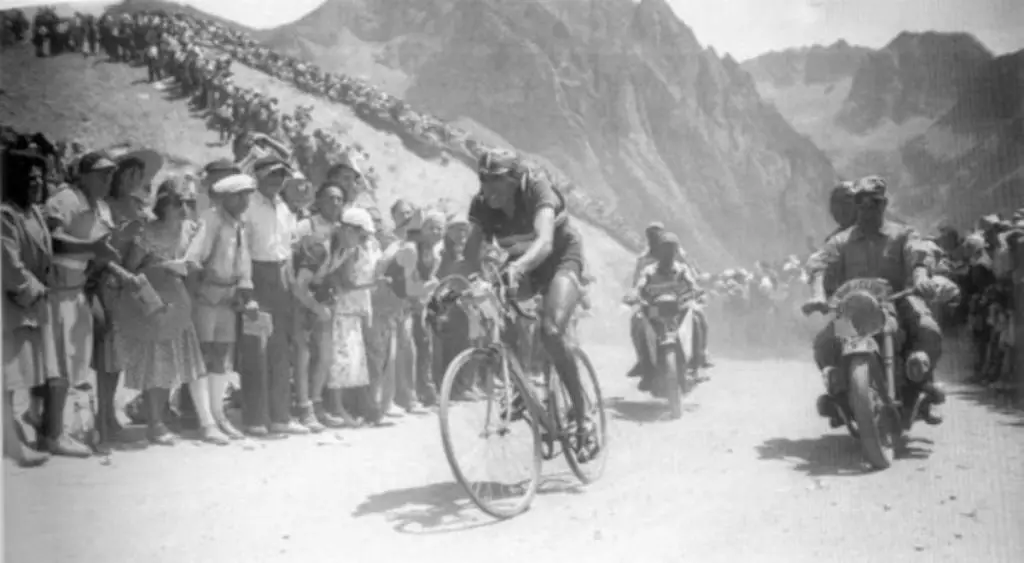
627,223,667,378
628,233,709,392
627,224,712,379
803,176,945,426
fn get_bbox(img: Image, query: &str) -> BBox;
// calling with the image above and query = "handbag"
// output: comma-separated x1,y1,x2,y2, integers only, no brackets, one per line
109,233,199,342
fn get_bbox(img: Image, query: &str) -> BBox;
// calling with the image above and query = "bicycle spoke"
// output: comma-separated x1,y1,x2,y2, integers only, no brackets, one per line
439,348,541,519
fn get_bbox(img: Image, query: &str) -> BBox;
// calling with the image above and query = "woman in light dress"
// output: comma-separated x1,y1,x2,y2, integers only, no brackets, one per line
92,149,164,452
115,178,205,445
326,206,382,426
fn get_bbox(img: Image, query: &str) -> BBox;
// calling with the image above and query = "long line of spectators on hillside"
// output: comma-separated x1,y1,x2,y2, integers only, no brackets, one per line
17,6,643,253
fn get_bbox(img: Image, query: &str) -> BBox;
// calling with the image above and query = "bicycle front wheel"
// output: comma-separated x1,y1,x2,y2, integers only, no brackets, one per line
439,347,542,519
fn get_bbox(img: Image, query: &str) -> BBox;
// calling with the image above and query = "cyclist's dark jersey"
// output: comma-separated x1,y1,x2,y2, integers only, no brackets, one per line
468,165,584,291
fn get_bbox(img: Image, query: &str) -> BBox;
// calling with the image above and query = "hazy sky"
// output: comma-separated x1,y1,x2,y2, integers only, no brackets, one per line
10,0,1023,60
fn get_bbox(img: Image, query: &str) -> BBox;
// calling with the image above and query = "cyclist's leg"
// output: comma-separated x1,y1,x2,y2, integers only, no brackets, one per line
539,265,586,433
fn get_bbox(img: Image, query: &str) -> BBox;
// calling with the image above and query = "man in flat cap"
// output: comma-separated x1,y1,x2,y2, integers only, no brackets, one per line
184,173,259,444
176,158,244,431
237,155,307,438
804,175,946,427
627,232,705,395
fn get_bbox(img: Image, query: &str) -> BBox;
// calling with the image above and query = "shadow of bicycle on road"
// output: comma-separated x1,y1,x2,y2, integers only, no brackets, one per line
755,434,934,478
352,472,584,535
605,396,699,424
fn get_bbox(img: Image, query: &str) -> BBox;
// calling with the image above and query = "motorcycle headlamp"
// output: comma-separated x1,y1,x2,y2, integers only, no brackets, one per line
838,291,886,337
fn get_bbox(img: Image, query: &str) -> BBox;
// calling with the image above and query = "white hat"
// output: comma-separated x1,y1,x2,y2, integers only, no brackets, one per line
211,173,256,195
341,207,375,234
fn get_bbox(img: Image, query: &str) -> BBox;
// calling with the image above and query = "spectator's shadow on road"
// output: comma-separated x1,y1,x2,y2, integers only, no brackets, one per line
947,385,1022,419
755,434,933,477
605,396,699,424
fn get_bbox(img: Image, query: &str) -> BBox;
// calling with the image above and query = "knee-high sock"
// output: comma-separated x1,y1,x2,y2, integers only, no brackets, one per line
188,377,215,427
208,373,230,422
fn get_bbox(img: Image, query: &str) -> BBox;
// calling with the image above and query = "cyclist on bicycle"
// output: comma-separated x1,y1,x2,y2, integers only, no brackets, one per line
462,148,594,460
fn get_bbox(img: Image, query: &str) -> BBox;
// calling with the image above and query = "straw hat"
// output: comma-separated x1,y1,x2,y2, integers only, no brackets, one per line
110,147,165,188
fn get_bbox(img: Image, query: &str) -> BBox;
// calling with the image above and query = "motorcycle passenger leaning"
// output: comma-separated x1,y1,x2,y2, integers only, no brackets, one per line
810,180,858,380
803,176,945,426
630,233,709,392
627,224,713,380
626,222,667,378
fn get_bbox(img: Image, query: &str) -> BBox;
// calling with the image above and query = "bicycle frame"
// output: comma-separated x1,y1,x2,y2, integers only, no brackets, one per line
479,339,561,439
430,268,570,441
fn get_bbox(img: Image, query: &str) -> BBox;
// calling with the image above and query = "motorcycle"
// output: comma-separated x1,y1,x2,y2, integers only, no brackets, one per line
805,277,928,470
625,288,703,419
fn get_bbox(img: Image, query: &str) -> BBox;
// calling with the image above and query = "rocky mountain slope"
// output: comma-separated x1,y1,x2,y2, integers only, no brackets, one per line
259,0,838,268
899,50,1024,227
837,32,992,134
744,32,1021,227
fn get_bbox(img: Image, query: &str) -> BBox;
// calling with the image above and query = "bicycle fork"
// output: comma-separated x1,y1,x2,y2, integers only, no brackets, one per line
479,349,517,439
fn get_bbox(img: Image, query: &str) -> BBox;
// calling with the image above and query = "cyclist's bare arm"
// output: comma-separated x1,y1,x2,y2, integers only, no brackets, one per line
511,207,556,275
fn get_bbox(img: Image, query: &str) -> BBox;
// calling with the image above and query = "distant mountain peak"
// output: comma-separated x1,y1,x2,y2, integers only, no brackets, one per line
741,39,871,88
837,30,994,132
629,0,702,52
887,30,991,57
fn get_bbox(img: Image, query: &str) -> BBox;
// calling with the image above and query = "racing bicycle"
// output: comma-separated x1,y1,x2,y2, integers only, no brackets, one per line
427,264,608,519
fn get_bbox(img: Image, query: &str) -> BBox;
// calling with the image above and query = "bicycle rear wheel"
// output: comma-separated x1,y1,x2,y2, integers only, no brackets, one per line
550,347,608,484
439,347,542,519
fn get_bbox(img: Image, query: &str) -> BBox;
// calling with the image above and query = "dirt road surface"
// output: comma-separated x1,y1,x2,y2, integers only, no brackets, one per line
5,334,1023,563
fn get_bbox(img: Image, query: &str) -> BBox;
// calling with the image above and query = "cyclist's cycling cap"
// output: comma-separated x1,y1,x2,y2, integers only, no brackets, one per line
660,232,681,247
854,175,887,201
645,221,665,234
478,149,519,177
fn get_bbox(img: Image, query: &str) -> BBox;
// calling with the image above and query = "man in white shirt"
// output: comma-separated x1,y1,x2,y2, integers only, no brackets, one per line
237,155,306,438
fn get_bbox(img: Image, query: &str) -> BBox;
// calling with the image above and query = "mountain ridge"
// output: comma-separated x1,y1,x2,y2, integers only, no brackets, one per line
257,0,838,268
743,30,1021,226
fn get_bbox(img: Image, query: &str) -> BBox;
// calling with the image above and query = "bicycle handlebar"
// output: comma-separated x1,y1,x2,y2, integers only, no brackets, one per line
430,262,539,321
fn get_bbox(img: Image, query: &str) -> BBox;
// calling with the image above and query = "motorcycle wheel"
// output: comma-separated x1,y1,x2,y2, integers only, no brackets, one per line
848,355,895,470
658,347,683,420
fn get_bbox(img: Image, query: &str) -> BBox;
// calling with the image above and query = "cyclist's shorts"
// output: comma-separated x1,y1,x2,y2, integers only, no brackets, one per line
526,223,584,296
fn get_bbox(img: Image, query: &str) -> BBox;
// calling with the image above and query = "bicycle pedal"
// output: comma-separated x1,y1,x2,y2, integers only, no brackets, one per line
541,436,560,460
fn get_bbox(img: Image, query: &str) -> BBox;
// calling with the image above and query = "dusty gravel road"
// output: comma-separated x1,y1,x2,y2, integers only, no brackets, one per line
5,330,1023,563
